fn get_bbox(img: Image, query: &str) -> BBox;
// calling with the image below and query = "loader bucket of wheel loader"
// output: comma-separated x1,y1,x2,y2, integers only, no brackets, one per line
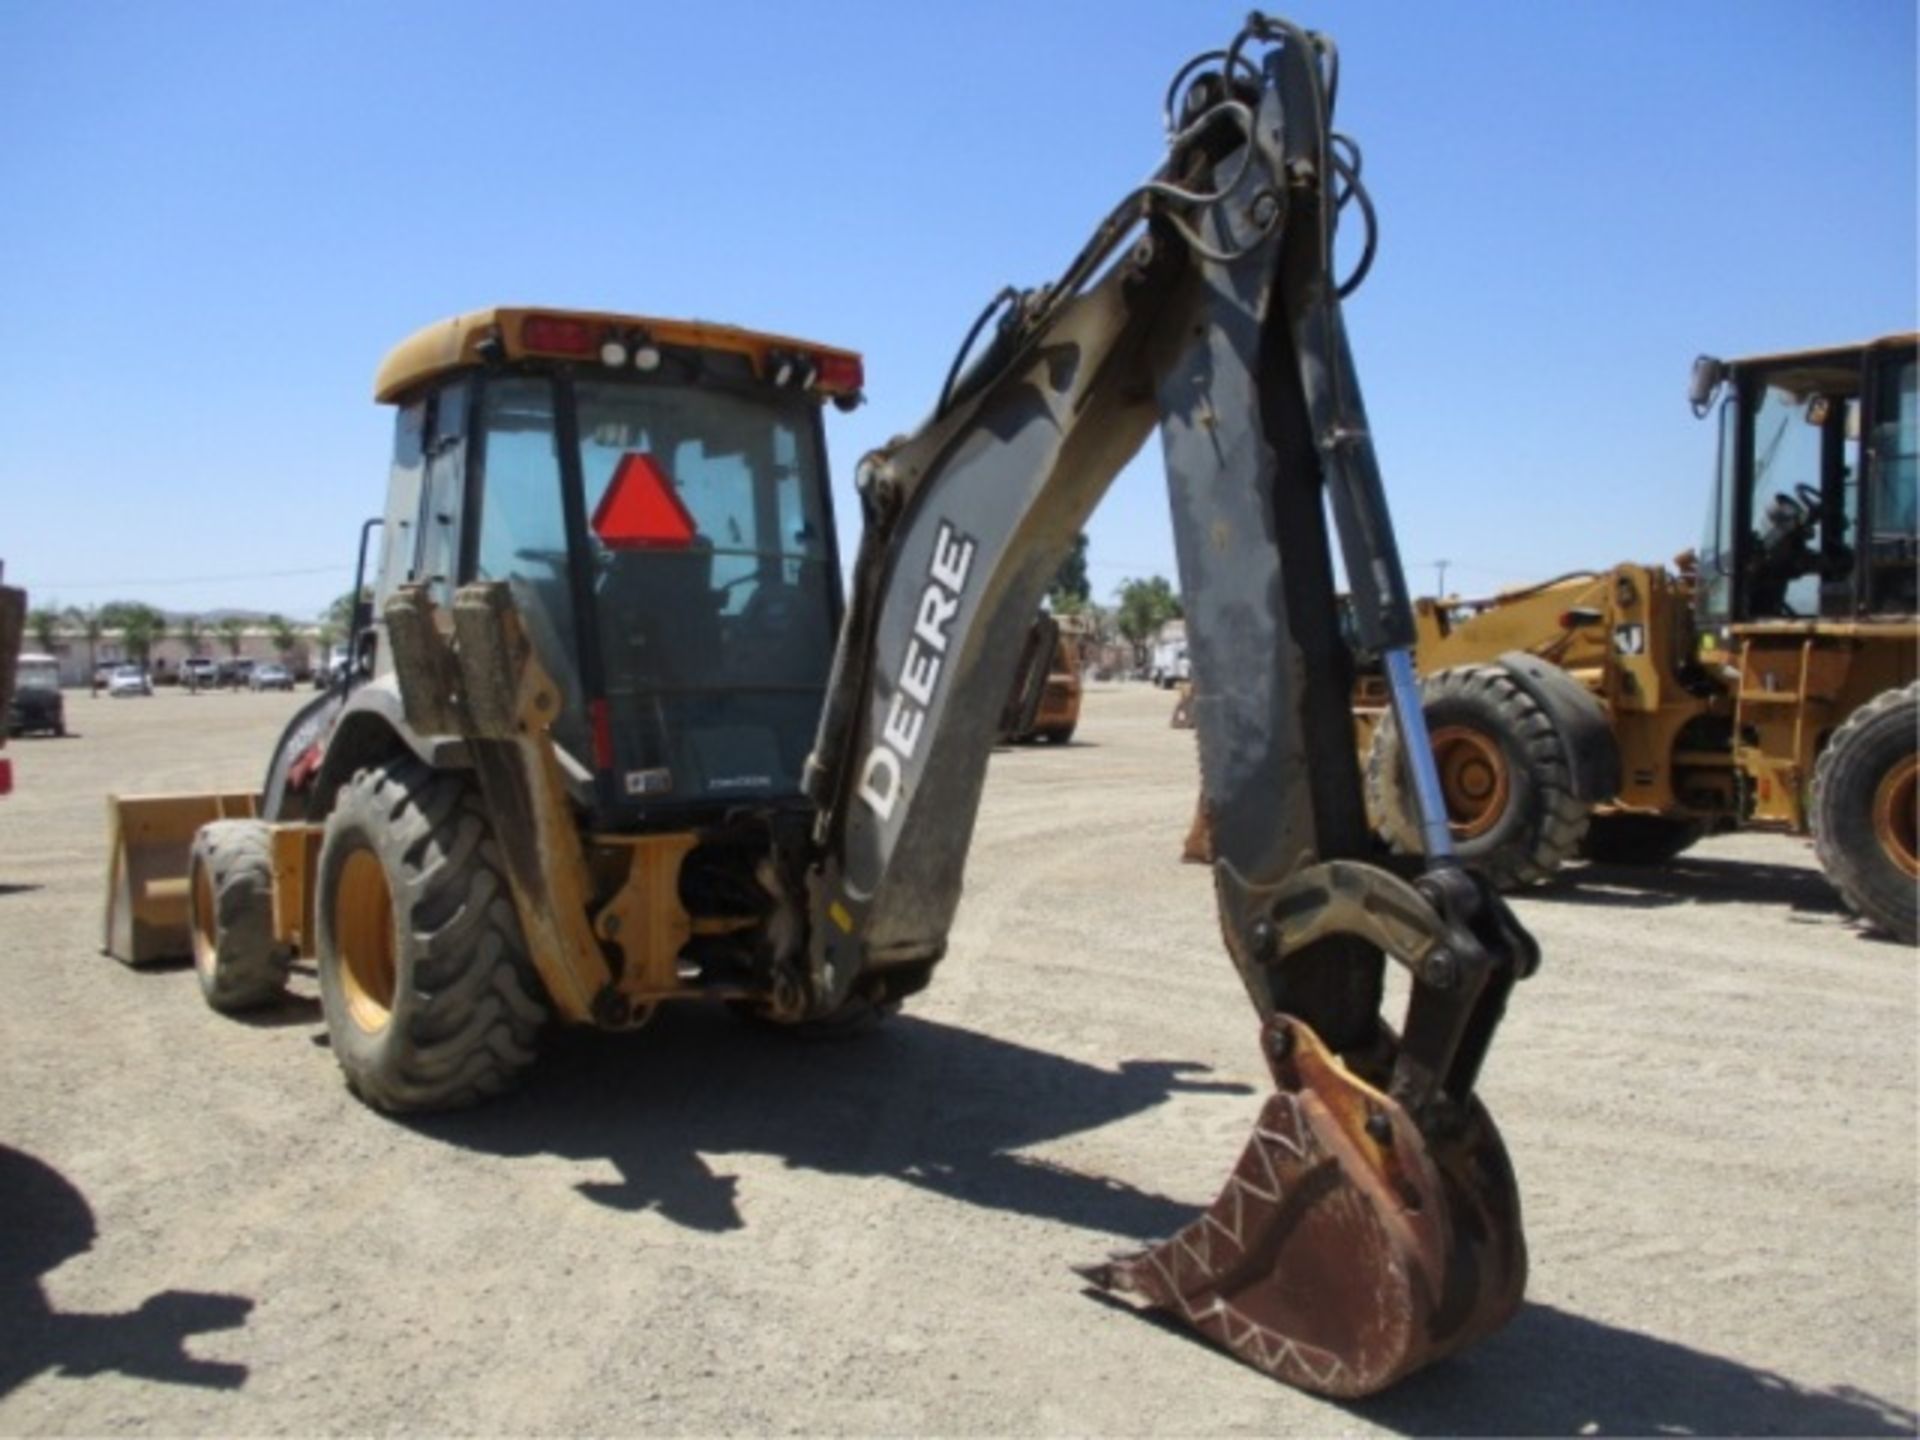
1080,1014,1525,1398
103,792,257,965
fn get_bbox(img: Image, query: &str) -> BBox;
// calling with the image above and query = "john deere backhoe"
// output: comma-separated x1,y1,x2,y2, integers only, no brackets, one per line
101,16,1541,1397
1360,336,1917,941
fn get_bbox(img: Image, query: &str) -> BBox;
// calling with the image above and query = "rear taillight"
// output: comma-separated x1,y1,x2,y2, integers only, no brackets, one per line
815,352,863,394
521,314,596,355
589,698,615,771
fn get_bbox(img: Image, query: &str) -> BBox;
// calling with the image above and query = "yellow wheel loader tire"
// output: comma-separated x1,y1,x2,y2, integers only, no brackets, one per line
1811,682,1919,945
315,758,549,1112
187,820,291,1013
1579,813,1704,866
1367,664,1590,890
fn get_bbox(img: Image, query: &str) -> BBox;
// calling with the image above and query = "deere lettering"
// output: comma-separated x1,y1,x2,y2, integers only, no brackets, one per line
858,522,976,822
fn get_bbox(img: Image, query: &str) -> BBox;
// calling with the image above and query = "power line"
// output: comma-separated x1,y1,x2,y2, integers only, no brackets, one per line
29,563,352,590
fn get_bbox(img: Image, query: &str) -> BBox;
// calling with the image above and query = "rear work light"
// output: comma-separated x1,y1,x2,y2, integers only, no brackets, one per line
520,314,596,355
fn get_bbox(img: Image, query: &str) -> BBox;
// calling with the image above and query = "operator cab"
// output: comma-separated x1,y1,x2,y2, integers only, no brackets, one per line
369,308,859,827
1694,334,1918,631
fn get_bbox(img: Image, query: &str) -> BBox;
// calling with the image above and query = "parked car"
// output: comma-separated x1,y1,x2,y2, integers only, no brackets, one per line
216,658,254,689
313,643,351,689
8,653,65,736
249,662,293,692
107,665,153,698
181,657,218,689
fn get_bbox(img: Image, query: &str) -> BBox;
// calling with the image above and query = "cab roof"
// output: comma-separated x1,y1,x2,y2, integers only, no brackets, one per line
1724,333,1916,400
373,306,863,405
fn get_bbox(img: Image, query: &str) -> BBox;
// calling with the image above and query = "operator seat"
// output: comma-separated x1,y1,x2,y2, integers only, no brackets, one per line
595,540,721,690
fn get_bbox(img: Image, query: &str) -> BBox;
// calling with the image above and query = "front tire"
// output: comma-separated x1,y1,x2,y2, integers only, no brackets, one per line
315,758,549,1112
188,820,292,1013
1368,664,1591,890
1811,682,1918,944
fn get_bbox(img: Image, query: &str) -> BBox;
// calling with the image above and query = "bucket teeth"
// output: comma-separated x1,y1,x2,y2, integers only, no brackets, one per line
1081,1021,1525,1399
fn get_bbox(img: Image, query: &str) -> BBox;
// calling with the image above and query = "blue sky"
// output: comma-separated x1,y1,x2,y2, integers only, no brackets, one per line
1,1,1913,619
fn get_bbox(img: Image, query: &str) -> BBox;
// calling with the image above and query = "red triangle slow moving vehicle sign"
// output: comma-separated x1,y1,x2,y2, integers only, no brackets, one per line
591,452,697,549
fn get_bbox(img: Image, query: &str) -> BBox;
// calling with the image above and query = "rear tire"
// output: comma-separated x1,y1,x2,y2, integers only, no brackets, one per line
315,757,549,1112
1368,664,1591,890
1580,812,1704,866
1811,682,1918,944
188,820,291,1013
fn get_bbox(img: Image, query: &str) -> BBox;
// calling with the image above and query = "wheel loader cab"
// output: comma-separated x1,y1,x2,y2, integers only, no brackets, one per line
369,309,857,828
1695,335,1918,631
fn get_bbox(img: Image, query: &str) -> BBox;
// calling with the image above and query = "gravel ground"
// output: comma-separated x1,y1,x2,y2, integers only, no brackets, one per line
1,685,1914,1436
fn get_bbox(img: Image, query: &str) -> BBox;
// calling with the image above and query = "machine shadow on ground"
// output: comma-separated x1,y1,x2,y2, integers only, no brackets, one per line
0,1145,254,1400
405,1008,1252,1241
1349,1301,1919,1437
1535,855,1849,922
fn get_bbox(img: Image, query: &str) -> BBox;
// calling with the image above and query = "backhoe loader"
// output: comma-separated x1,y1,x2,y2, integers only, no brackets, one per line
999,612,1083,744
102,15,1540,1397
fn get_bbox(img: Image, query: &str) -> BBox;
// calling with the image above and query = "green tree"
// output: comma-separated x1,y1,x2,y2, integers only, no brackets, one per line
177,614,205,658
66,606,103,688
1048,533,1091,612
326,589,363,633
27,608,60,654
1114,575,1182,664
267,614,297,664
112,604,165,667
217,616,248,658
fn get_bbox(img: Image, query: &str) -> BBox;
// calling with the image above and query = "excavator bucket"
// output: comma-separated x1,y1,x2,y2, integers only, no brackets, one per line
103,792,257,965
1081,1015,1525,1398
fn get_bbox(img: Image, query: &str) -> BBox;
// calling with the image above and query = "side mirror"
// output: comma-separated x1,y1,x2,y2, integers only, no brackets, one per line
1688,355,1727,417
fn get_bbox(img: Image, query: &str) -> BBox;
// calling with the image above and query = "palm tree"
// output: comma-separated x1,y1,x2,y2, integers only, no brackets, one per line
178,614,204,658
1115,576,1182,669
118,606,163,669
267,614,297,664
216,617,248,658
27,608,60,654
65,606,103,692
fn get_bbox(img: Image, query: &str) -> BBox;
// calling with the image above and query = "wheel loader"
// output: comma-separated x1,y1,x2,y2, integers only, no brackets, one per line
100,16,1543,1397
1359,335,1917,942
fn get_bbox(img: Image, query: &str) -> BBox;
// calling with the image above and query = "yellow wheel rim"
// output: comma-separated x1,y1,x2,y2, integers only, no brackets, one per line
334,848,398,1034
190,857,218,982
1431,725,1511,841
1872,754,1918,880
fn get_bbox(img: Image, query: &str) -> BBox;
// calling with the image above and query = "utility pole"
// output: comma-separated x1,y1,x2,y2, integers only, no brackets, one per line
1434,559,1450,599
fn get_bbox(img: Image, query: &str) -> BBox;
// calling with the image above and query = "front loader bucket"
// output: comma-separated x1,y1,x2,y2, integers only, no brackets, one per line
1081,1016,1525,1398
103,792,257,966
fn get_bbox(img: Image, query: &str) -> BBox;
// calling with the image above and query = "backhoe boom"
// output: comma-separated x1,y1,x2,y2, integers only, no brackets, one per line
803,14,1539,1395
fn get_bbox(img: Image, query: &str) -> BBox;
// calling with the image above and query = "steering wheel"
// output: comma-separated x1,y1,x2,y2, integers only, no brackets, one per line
1772,484,1823,522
